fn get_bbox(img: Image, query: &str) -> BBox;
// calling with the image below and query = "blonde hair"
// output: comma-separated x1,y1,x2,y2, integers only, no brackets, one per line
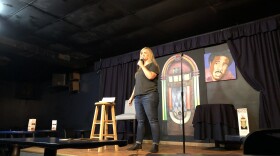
140,47,160,71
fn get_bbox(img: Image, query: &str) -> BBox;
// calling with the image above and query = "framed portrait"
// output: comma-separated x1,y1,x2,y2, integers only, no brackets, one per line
204,44,236,82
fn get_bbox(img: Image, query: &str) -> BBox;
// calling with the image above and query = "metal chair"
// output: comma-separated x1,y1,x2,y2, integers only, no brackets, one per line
116,100,136,143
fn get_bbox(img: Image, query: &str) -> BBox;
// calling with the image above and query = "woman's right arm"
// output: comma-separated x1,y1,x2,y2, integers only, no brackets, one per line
128,87,135,105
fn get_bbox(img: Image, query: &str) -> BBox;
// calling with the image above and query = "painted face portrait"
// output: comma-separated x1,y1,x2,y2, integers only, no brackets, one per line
209,56,230,80
240,117,247,129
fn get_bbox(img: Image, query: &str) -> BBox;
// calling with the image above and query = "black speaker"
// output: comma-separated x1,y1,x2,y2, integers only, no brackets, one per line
243,129,280,155
70,72,80,81
52,74,66,86
70,81,80,92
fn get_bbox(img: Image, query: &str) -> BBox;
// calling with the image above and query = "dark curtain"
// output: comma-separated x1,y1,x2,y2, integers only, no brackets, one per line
97,57,137,137
98,61,137,114
95,15,280,129
95,52,139,110
227,29,280,128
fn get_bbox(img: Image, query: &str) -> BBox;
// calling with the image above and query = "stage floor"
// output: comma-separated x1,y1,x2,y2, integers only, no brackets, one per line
21,143,243,156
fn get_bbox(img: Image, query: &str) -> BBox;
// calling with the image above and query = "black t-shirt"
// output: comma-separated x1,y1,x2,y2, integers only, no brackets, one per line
134,63,159,96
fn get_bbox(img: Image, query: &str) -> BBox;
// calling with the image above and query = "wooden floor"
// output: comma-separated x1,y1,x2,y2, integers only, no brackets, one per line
21,143,244,156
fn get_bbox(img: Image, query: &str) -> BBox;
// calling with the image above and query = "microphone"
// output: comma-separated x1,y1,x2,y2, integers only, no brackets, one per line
138,59,144,67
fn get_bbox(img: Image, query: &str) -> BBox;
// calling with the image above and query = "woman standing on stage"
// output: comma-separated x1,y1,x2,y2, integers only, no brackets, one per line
127,47,160,153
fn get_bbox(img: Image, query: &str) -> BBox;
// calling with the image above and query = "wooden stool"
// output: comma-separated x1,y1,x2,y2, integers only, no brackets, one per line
90,101,118,152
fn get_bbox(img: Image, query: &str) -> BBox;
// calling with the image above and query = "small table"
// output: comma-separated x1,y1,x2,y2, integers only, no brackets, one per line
0,131,34,138
0,130,57,138
192,104,239,147
0,137,127,156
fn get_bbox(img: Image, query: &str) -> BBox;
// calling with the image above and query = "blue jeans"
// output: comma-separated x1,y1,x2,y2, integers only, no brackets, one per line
134,92,160,144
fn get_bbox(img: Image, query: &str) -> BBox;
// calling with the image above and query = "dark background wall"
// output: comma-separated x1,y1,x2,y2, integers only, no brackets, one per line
0,80,56,130
0,71,100,138
0,44,259,140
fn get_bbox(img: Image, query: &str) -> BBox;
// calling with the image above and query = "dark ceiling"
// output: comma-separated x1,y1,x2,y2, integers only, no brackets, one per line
0,0,280,75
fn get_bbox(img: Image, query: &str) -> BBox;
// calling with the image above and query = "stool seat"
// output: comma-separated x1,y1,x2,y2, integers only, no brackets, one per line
90,98,118,152
95,101,115,105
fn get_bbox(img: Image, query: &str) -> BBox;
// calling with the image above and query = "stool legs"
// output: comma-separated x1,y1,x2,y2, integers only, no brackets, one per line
90,106,99,139
97,105,106,152
111,105,118,151
90,103,118,152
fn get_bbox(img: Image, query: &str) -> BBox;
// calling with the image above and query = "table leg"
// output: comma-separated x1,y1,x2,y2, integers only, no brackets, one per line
11,144,20,156
215,141,220,148
44,148,57,156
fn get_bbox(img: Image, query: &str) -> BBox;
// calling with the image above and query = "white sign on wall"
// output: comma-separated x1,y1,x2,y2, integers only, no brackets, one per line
51,120,57,130
237,108,250,136
27,119,36,131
